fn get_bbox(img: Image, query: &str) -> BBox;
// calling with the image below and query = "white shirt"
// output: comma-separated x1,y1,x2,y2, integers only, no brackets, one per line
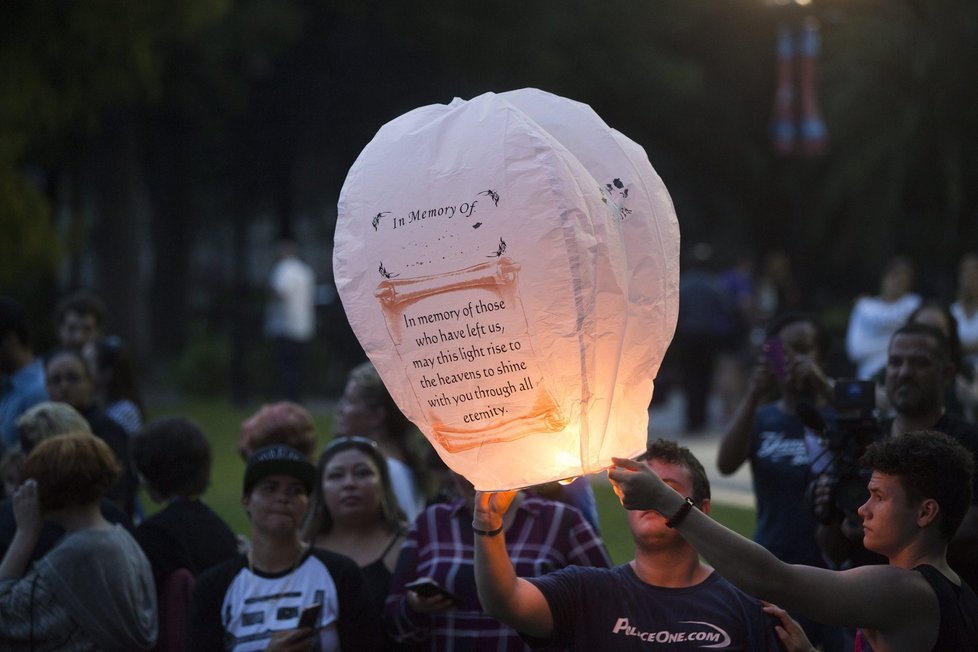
266,257,316,341
952,300,978,365
387,457,425,523
845,293,921,379
221,553,340,652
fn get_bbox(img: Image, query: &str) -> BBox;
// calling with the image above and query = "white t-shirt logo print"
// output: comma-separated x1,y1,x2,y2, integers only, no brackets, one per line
611,616,733,647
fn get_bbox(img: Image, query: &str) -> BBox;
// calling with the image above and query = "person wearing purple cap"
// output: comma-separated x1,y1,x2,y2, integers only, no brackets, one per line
188,444,380,651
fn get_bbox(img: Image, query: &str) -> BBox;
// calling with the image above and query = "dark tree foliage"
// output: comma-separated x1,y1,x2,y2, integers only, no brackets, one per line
2,0,975,390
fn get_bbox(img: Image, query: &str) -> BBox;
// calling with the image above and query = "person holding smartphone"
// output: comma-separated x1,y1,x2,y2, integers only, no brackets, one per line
188,445,380,651
384,471,612,651
715,312,847,650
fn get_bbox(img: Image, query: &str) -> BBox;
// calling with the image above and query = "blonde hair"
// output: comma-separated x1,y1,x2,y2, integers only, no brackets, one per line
16,401,92,453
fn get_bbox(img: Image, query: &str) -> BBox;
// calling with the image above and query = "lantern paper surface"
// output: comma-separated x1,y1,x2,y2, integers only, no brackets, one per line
334,89,679,490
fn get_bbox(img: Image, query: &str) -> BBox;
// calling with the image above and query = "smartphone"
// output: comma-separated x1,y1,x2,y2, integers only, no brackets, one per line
762,336,787,382
405,578,459,603
298,603,322,629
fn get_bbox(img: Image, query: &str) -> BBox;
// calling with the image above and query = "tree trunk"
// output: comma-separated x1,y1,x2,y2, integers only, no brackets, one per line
147,113,195,355
90,109,147,356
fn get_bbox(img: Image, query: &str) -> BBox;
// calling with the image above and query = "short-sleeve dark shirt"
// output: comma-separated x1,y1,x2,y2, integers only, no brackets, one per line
133,499,238,584
525,564,783,650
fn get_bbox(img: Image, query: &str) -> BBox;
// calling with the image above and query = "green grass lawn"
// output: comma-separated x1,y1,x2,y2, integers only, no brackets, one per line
145,398,336,535
146,398,755,563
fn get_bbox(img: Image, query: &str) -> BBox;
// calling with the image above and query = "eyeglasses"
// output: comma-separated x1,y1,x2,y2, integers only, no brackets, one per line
321,436,379,455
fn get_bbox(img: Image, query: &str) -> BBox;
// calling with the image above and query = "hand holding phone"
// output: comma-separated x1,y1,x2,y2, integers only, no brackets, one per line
298,602,322,629
405,578,459,604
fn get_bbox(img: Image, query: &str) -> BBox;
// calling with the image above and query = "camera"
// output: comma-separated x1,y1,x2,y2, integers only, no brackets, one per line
802,379,882,524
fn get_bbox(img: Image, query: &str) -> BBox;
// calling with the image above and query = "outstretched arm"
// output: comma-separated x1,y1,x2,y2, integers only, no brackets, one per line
608,457,932,633
472,491,554,639
716,359,771,475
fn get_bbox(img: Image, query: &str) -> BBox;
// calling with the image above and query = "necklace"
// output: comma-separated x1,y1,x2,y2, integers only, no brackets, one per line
246,542,308,613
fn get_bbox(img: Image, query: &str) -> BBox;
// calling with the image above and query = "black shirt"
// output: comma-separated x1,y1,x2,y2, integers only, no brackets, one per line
133,499,238,585
914,564,978,651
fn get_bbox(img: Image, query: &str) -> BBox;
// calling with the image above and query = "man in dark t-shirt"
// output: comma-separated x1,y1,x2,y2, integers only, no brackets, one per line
473,440,783,650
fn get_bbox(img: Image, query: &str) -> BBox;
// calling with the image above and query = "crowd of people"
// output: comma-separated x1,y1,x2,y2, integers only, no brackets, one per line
0,248,976,650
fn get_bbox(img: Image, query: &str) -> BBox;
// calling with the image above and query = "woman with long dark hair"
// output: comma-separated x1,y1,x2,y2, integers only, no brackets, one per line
304,436,407,649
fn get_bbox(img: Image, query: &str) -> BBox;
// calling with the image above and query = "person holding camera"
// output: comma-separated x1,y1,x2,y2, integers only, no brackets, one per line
716,312,847,650
818,323,978,588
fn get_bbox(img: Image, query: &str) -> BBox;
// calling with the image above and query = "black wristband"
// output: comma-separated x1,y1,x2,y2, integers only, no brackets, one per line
665,497,696,528
472,523,504,537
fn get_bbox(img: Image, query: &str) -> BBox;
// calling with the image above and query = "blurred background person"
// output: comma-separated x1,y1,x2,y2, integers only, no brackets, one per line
672,242,732,433
753,249,802,337
132,416,238,584
55,290,106,353
265,239,316,402
44,348,138,519
0,296,47,453
384,470,611,651
335,360,432,522
0,402,132,562
952,252,978,376
9,401,90,487
132,416,239,652
715,249,758,425
874,299,978,422
303,436,407,651
86,335,147,436
188,444,380,651
237,400,317,462
716,312,848,650
845,255,921,379
0,433,157,650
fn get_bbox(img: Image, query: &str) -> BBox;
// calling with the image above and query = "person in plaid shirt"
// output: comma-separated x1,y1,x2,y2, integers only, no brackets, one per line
384,472,611,651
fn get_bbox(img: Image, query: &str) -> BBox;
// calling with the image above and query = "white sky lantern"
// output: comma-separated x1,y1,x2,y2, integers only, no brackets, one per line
334,90,679,490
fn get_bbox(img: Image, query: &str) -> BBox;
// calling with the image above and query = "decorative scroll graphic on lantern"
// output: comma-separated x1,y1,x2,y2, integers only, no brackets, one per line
375,256,566,452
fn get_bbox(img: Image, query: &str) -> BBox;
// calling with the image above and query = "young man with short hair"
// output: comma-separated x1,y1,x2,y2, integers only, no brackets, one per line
474,439,783,650
55,291,105,352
